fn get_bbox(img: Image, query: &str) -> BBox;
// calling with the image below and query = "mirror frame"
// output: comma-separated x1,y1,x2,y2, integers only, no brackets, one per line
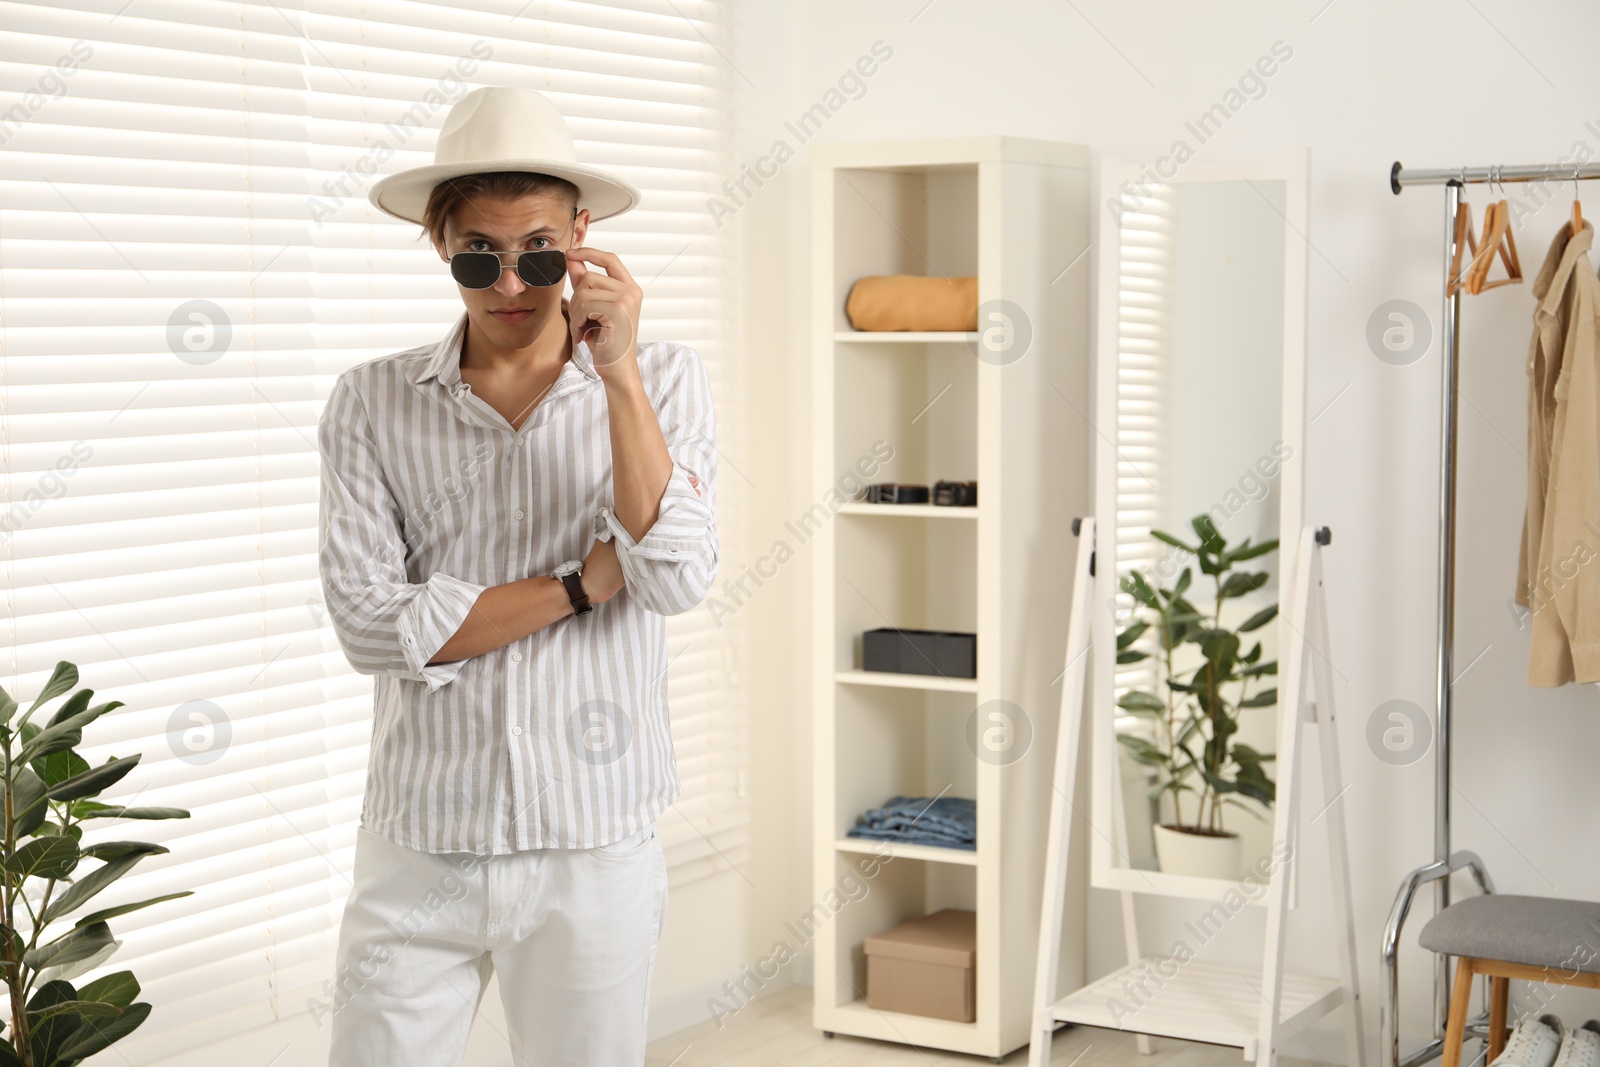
1089,147,1310,901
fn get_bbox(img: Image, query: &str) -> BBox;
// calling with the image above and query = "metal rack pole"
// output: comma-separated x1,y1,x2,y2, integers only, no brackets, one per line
1376,157,1594,1067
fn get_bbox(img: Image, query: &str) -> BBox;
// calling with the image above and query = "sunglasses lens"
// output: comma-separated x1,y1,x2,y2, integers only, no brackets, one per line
450,252,502,289
516,249,568,287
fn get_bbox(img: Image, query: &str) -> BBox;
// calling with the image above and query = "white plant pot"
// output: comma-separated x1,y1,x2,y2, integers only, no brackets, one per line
1152,823,1243,881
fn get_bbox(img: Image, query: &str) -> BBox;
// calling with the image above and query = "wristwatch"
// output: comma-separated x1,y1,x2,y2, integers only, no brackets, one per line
552,559,593,617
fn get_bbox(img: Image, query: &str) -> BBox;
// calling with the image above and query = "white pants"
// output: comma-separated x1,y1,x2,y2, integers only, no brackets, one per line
326,821,666,1067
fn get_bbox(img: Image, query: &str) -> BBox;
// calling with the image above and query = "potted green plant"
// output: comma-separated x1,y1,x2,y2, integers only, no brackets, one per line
0,661,192,1066
1114,515,1278,880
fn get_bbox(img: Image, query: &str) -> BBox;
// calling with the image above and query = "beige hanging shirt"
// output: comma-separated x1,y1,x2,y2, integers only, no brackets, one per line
1518,219,1600,685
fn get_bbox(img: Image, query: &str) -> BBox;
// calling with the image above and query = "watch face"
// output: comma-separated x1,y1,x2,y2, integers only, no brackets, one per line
553,560,581,579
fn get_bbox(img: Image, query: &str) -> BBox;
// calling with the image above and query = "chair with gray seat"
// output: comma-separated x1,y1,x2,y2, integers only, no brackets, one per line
1419,894,1600,1067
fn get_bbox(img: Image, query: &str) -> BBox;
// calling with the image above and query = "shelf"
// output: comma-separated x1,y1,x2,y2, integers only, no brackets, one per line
836,502,979,519
815,135,1091,1062
816,998,986,1055
1046,958,1345,1059
835,669,978,693
835,836,979,866
834,331,979,343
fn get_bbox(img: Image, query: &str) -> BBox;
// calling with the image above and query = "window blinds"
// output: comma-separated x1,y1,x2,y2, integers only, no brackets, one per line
1112,183,1174,707
0,0,745,1058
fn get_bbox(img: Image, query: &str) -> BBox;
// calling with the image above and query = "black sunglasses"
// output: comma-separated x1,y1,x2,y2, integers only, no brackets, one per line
447,248,568,290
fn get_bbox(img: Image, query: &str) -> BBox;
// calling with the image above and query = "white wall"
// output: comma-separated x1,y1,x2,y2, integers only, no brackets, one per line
725,0,1600,1061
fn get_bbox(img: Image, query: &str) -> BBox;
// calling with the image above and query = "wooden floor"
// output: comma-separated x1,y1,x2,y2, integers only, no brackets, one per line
645,984,1323,1065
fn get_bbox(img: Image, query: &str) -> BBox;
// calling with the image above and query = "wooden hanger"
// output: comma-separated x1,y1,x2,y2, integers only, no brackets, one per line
1447,198,1473,296
1570,168,1584,238
1448,169,1522,296
1467,199,1522,293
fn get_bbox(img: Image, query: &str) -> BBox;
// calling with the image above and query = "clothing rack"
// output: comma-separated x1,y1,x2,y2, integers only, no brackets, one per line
1382,159,1596,1067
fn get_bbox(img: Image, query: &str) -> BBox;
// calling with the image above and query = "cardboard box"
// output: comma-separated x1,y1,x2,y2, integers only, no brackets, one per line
862,908,976,1022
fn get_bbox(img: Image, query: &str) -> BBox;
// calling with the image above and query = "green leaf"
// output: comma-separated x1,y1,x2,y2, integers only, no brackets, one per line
77,971,139,1009
10,769,50,839
1117,691,1165,713
1176,718,1202,749
1239,688,1278,708
1116,735,1168,768
26,979,75,1013
1239,605,1278,632
1173,567,1192,597
77,841,167,863
44,754,140,803
1117,649,1149,664
24,921,112,972
0,1039,19,1067
31,749,90,791
74,890,192,929
1219,571,1269,599
1189,514,1225,552
1120,570,1158,608
1117,620,1149,649
29,998,123,1027
0,686,16,730
45,688,94,729
70,804,189,822
23,663,78,723
36,936,121,987
55,1001,151,1060
1150,529,1198,554
1241,660,1278,678
1233,761,1277,805
20,701,123,766
5,836,79,881
1227,538,1279,562
40,821,81,842
40,850,163,927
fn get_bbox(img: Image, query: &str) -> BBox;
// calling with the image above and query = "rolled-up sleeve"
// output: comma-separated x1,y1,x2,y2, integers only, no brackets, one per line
591,345,719,616
318,372,488,693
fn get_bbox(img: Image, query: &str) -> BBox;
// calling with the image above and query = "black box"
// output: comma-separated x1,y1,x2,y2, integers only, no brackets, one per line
862,628,976,678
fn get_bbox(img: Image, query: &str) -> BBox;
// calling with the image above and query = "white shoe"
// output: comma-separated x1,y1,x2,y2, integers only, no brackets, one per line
1552,1021,1600,1067
1492,1014,1565,1067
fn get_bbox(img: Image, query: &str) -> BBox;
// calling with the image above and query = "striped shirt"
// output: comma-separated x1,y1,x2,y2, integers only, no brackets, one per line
317,306,718,854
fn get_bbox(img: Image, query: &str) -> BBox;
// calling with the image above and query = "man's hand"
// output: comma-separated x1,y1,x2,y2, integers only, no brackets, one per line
580,537,625,604
566,247,642,383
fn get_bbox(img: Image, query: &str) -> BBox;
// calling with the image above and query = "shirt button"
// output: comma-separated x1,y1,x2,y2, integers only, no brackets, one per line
403,635,416,646
512,652,523,662
511,725,523,736
514,509,525,520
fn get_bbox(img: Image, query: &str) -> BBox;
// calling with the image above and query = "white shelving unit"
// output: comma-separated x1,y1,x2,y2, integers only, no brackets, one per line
811,136,1091,1062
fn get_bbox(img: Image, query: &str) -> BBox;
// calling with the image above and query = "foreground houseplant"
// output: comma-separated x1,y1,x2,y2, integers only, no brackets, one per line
0,661,191,1066
1115,515,1279,879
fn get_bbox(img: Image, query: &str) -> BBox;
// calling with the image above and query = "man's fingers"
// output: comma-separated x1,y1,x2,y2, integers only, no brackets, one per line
570,271,627,296
565,246,636,286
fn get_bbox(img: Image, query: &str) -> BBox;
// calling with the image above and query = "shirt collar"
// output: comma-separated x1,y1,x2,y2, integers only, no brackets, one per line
411,296,599,386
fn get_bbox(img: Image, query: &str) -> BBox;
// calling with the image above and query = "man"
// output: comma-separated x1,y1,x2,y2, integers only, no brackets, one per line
317,85,718,1066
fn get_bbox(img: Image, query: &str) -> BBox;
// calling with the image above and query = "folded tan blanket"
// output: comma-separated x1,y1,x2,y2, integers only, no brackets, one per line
844,274,978,332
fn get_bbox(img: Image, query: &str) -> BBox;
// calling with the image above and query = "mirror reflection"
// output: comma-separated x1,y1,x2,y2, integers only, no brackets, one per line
1111,178,1289,883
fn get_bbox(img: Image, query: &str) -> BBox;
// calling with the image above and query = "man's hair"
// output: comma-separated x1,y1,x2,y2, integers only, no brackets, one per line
422,170,581,250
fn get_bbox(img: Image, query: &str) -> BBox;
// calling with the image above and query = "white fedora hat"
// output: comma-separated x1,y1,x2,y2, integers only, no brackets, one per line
368,85,641,227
